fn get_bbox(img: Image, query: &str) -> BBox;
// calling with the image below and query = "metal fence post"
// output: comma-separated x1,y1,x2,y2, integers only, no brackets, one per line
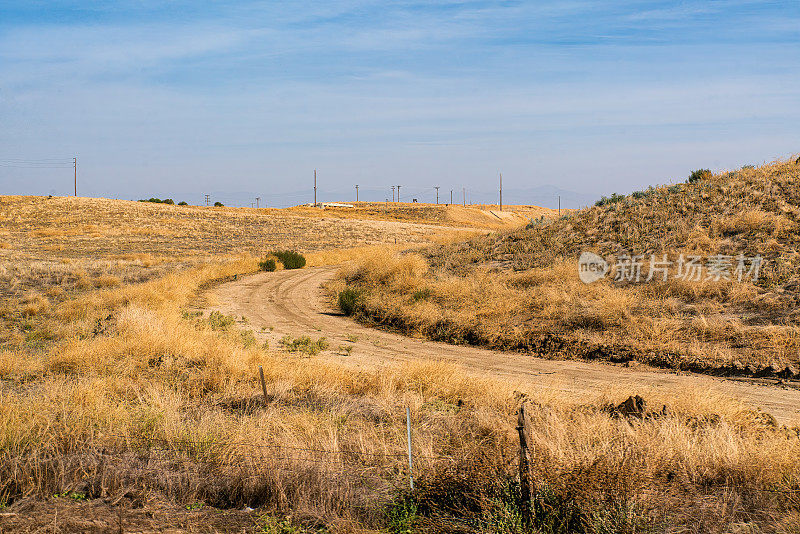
406,406,414,490
518,400,532,526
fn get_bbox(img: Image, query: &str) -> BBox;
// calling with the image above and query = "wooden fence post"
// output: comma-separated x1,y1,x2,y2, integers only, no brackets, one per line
517,400,532,526
259,366,268,403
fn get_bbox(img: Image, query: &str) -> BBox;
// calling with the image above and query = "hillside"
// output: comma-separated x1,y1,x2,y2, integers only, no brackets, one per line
339,158,800,376
286,201,554,229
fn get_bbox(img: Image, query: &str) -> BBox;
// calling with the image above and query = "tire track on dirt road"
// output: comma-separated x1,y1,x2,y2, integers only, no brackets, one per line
208,267,800,425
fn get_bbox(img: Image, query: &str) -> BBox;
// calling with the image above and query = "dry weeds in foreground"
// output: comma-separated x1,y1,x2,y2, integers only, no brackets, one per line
339,159,800,377
2,256,800,532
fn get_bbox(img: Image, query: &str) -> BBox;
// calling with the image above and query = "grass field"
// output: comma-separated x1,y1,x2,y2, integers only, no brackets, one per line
2,192,800,532
339,159,800,378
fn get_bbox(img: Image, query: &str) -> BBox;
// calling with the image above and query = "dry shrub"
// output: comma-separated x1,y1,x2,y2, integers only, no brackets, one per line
20,292,50,317
717,210,795,237
94,273,121,288
306,244,407,267
344,250,428,291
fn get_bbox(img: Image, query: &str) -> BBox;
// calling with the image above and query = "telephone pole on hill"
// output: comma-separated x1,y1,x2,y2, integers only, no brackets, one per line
434,186,439,204
499,172,503,211
462,187,465,207
391,186,395,202
73,157,77,196
205,194,210,206
397,185,401,202
355,184,359,202
256,197,260,209
314,169,317,206
450,190,453,204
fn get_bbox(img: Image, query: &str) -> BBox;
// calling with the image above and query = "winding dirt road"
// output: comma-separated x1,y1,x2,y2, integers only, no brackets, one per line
208,266,800,425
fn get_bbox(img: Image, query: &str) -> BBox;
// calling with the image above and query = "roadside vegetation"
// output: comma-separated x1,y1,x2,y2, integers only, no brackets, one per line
336,158,800,378
3,253,800,532
4,176,800,531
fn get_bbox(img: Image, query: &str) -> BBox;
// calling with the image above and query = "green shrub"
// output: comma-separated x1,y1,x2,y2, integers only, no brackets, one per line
338,288,363,316
279,335,328,355
595,192,626,207
589,500,650,534
240,329,257,348
530,485,585,534
214,201,224,207
208,311,235,331
271,250,306,270
386,495,418,534
137,197,179,205
178,201,188,206
259,258,277,272
687,169,712,183
411,288,431,302
258,515,300,534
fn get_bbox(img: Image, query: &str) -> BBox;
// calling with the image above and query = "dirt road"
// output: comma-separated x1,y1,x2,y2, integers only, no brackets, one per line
209,266,800,425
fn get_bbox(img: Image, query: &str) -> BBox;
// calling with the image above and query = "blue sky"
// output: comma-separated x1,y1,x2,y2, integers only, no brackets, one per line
1,1,798,208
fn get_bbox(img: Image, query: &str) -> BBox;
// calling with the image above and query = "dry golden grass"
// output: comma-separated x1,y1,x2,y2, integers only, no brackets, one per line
0,196,475,264
286,201,553,230
3,254,800,532
4,184,800,531
339,159,800,378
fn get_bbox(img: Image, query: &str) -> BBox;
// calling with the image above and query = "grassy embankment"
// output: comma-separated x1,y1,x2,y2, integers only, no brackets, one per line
337,159,800,378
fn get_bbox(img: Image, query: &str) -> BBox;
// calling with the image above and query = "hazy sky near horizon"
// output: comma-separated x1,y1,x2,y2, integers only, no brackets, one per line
1,1,798,207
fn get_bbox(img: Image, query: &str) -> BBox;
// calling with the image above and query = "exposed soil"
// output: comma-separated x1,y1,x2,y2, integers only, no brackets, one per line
0,497,262,533
208,266,800,426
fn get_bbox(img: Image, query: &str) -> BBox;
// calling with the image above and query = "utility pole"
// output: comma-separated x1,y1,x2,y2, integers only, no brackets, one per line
558,195,561,217
450,189,453,204
499,172,503,211
355,184,359,202
73,157,77,196
391,186,396,202
463,187,466,207
256,197,260,209
205,194,210,206
314,169,317,206
250,202,255,208
434,186,439,205
397,185,401,202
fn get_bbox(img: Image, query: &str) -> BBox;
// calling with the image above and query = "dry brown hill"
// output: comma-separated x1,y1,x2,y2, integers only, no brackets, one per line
340,157,800,377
